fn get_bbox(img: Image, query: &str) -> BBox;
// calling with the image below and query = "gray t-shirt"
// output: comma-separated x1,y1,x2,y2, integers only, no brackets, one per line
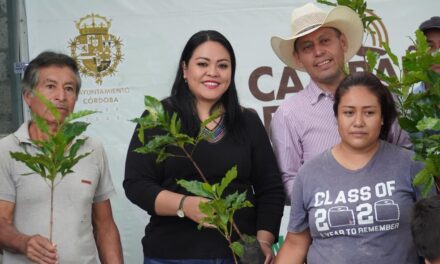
289,141,423,264
0,122,116,264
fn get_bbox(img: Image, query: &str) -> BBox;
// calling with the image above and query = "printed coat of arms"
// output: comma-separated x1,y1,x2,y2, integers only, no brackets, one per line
69,13,123,85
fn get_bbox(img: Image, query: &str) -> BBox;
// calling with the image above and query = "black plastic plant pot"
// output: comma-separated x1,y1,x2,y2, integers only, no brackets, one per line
239,239,265,264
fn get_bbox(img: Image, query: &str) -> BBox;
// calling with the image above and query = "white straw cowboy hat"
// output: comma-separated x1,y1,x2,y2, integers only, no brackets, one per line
271,3,364,71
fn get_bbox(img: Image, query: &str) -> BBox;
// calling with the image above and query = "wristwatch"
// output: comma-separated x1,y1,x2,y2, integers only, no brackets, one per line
177,195,188,218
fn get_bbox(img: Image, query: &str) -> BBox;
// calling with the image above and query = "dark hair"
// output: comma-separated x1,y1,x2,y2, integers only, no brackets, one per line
333,71,397,140
411,195,440,261
419,16,440,33
23,51,81,97
165,30,244,140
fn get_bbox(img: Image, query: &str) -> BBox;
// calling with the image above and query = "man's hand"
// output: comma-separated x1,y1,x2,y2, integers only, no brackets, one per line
1,200,58,263
24,235,58,264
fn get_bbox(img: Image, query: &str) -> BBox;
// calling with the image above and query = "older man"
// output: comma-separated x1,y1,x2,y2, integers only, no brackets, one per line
270,3,412,203
0,51,123,264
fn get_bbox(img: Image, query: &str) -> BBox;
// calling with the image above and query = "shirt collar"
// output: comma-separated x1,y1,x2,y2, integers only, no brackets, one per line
13,121,33,145
305,80,334,105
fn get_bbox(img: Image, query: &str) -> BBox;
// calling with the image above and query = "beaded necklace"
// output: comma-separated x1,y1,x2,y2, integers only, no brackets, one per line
200,116,226,143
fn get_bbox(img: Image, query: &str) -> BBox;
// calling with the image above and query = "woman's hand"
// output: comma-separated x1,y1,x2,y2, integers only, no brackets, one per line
154,191,215,227
182,196,215,228
259,240,275,264
257,230,276,264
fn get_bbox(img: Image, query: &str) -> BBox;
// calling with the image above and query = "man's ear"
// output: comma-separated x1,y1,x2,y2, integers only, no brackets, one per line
294,51,304,68
23,89,32,107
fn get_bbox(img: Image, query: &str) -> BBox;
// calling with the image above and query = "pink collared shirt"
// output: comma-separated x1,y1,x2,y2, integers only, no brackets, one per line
270,80,412,203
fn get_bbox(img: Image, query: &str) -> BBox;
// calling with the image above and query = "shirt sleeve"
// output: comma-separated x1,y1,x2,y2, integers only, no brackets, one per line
270,105,304,204
287,170,308,233
387,119,412,149
0,139,16,203
123,110,165,215
93,139,116,203
246,111,285,238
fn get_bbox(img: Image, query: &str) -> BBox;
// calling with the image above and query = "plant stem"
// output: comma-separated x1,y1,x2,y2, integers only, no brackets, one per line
231,221,245,241
182,148,209,183
182,146,246,242
50,180,54,243
226,237,239,264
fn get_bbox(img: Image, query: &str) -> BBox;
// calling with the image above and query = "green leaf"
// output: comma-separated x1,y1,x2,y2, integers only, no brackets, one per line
60,151,92,177
217,166,237,197
413,168,428,187
131,116,163,130
134,134,176,155
421,175,434,197
144,96,164,122
230,241,244,257
416,117,440,131
10,107,96,184
316,0,336,6
170,113,179,135
10,152,43,175
136,124,146,145
366,49,379,72
415,29,429,53
363,15,379,28
69,138,87,158
174,133,196,146
35,91,60,122
62,122,90,142
32,113,50,135
399,117,418,133
382,42,399,67
413,158,437,198
64,110,98,123
201,182,216,199
176,179,212,198
231,191,254,210
200,107,222,129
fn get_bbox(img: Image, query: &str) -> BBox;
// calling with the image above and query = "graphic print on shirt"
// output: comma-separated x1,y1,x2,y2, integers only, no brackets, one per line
374,199,400,221
313,180,401,238
328,206,355,227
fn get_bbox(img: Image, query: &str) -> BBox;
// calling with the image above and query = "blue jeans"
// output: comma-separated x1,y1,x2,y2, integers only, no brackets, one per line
144,258,236,264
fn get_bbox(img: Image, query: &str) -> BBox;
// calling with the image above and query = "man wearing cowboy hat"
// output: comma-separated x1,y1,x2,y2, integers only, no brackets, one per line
269,3,411,203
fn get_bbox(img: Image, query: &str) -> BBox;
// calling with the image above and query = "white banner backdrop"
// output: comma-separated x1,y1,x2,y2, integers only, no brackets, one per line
23,0,438,262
